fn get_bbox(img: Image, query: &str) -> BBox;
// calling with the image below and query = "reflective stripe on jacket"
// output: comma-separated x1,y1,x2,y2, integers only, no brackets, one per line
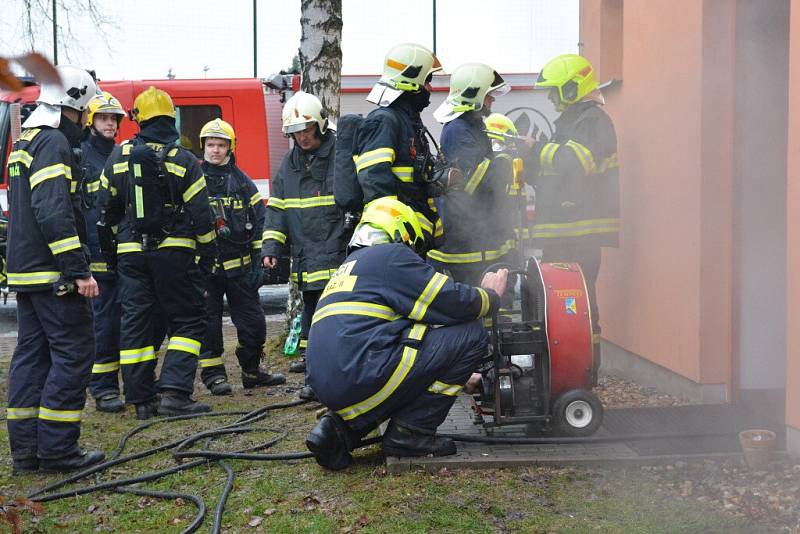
354,98,438,238
428,112,518,266
6,127,90,291
80,134,117,280
262,132,347,290
203,157,265,277
98,134,215,255
307,242,499,416
527,101,619,248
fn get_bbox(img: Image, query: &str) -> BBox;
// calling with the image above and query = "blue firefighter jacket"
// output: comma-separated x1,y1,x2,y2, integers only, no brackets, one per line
6,125,91,291
353,98,439,239
306,242,499,421
80,133,117,280
428,111,518,267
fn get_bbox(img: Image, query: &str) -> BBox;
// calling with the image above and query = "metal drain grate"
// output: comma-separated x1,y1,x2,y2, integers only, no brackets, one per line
603,405,786,456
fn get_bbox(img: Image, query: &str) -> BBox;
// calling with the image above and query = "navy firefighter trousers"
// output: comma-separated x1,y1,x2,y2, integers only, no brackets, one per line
310,319,487,437
117,249,207,404
199,269,266,384
7,291,94,460
88,277,121,399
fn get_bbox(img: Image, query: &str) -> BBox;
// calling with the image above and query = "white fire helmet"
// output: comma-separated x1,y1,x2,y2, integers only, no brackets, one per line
23,65,99,128
281,91,328,135
434,63,508,124
366,42,443,107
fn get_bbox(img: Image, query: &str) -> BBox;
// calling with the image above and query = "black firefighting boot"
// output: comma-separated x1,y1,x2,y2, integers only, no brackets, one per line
158,391,212,416
237,345,286,388
207,376,233,396
299,384,317,401
305,411,353,471
40,449,106,473
12,456,39,474
381,420,456,458
288,351,306,373
242,368,287,389
135,398,160,420
95,393,125,413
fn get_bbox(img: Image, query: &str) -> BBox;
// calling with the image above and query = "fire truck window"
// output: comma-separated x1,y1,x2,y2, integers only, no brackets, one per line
175,105,221,157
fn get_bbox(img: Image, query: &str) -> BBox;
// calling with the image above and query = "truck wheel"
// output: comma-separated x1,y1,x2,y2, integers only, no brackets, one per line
553,389,603,437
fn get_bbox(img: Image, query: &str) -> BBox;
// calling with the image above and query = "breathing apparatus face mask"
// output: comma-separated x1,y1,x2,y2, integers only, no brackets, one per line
407,87,431,112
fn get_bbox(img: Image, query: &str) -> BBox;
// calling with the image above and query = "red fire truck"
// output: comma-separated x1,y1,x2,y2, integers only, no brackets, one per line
0,77,292,210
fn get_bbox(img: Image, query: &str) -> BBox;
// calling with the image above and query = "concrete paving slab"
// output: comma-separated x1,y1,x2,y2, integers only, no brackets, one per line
385,396,753,474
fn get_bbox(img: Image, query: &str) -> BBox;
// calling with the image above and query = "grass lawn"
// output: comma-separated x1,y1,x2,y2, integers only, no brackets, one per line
0,333,767,533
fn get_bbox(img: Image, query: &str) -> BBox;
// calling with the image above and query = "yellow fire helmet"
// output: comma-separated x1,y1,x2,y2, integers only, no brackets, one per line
349,197,424,251
367,43,443,107
87,91,125,127
131,86,176,123
200,118,236,151
535,54,598,110
434,63,508,123
484,113,518,141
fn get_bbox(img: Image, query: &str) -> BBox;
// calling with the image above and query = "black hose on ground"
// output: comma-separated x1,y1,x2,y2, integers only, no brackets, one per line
115,485,206,534
27,398,319,534
212,461,235,534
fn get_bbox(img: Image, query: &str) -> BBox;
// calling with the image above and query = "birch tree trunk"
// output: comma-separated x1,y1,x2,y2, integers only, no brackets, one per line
286,0,343,337
298,0,343,120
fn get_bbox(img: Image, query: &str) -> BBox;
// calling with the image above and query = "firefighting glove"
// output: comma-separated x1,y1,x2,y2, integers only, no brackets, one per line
248,252,263,288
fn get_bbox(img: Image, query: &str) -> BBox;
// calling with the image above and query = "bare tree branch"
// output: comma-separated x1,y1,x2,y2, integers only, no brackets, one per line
14,0,119,65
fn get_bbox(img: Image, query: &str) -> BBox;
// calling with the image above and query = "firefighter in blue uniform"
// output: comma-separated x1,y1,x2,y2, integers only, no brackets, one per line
525,54,620,385
98,86,217,419
353,43,443,243
263,91,346,400
197,118,285,394
483,113,533,250
428,63,518,285
305,198,508,470
5,65,106,473
80,91,127,413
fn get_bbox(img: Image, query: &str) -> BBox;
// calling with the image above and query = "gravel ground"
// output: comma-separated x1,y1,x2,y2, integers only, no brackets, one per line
596,374,799,532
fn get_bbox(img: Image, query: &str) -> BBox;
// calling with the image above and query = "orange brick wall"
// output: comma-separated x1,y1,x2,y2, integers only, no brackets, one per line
581,0,733,386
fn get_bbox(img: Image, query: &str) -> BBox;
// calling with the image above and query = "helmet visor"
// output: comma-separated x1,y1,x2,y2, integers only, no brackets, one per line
284,121,312,134
96,105,126,116
488,71,510,97
489,84,510,98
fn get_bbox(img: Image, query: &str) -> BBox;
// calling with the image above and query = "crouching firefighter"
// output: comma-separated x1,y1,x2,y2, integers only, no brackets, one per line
80,91,127,413
197,118,285,395
262,91,347,400
6,65,106,473
305,197,508,470
98,86,217,419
